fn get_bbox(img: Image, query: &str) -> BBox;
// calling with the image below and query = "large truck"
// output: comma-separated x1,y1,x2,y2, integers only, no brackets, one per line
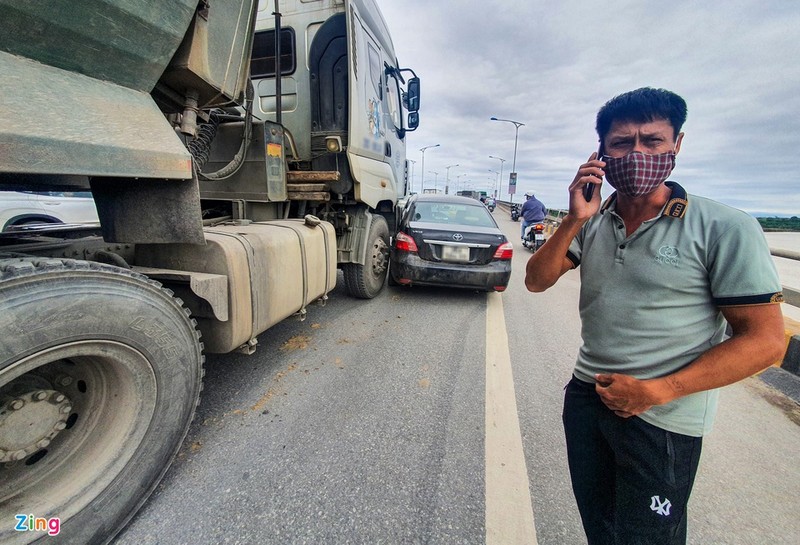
456,190,481,200
0,1,420,543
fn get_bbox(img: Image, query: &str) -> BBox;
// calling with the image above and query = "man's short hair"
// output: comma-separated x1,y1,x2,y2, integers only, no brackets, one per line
596,87,687,143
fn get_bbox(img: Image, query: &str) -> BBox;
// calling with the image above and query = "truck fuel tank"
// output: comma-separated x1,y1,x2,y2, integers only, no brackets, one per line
135,217,336,353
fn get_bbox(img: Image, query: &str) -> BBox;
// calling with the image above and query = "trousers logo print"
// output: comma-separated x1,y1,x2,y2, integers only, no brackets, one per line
650,495,672,516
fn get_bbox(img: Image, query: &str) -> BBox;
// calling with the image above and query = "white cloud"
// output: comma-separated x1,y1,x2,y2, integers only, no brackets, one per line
380,0,800,214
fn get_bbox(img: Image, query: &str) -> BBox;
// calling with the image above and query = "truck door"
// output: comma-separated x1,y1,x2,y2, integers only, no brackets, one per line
381,60,408,199
346,1,406,208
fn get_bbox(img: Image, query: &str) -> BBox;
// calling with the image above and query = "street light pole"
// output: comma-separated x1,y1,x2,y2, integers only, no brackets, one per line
488,170,500,197
419,144,440,193
408,159,416,195
445,163,459,195
490,118,524,204
487,176,497,198
429,171,439,192
489,155,506,199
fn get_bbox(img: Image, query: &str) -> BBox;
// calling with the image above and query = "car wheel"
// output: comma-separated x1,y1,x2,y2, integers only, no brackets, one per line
3,217,58,232
343,215,390,299
0,258,203,545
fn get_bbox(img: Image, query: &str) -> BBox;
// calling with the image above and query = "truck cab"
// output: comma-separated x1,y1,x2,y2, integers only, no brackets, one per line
252,0,418,207
196,0,421,297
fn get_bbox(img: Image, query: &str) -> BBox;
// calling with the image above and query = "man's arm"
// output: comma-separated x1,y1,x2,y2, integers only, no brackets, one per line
595,303,786,417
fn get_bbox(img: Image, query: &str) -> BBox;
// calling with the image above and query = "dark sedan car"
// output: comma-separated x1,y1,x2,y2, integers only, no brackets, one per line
389,194,513,291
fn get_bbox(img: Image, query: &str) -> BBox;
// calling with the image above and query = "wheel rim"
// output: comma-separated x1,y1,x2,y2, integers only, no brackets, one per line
371,237,389,277
0,340,157,529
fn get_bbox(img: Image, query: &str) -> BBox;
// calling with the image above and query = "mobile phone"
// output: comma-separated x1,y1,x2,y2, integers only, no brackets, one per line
583,145,603,202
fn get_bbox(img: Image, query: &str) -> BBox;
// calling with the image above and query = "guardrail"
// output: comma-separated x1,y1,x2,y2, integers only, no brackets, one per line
771,248,800,261
496,201,565,223
774,251,800,306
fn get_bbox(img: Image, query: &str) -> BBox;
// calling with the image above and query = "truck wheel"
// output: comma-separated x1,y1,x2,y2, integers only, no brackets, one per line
343,215,389,299
0,258,203,545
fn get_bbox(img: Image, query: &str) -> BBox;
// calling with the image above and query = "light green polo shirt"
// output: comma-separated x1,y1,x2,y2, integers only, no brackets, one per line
567,182,783,437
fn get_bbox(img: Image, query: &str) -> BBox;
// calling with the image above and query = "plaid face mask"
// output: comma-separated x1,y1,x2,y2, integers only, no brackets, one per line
603,151,675,197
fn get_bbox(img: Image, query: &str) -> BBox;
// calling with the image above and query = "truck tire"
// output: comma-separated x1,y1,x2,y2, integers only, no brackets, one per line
0,258,203,545
343,215,389,299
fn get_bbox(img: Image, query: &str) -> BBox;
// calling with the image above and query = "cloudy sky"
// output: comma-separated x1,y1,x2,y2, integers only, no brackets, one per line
379,0,799,216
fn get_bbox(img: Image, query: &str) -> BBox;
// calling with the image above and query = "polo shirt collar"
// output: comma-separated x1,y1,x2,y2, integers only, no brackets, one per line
600,181,689,219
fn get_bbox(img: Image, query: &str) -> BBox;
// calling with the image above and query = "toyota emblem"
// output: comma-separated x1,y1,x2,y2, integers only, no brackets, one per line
452,233,463,241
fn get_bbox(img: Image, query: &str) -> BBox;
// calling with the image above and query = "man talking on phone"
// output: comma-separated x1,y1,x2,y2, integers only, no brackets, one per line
525,87,785,544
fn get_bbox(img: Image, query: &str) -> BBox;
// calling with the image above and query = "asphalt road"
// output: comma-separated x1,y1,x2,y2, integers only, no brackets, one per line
113,211,800,545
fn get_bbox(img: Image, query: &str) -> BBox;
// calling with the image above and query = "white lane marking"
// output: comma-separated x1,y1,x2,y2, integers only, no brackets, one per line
485,292,538,544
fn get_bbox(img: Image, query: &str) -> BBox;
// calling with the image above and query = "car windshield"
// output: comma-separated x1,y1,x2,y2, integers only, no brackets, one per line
410,202,496,228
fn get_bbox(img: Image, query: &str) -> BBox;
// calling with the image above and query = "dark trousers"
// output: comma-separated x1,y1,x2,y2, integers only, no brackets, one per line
563,376,703,545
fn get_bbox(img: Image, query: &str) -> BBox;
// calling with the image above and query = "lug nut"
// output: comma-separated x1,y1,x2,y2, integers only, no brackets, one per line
36,439,51,449
54,422,67,431
51,393,66,404
12,450,27,461
57,376,73,387
60,405,73,415
9,399,24,411
33,391,48,402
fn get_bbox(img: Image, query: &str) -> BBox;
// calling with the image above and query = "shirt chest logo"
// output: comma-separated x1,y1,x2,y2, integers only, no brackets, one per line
655,245,680,266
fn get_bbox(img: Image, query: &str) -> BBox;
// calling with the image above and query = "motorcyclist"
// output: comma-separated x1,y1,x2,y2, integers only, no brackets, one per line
520,191,547,240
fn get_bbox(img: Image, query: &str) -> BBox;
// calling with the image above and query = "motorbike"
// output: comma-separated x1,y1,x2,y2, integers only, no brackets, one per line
510,203,520,221
487,202,496,212
522,222,546,252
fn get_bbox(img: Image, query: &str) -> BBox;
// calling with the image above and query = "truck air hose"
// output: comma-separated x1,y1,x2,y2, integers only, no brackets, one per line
187,109,222,171
195,81,255,181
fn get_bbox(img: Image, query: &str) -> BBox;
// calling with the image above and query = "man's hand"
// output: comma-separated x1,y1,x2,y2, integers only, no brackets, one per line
594,373,671,418
568,152,605,220
524,152,605,293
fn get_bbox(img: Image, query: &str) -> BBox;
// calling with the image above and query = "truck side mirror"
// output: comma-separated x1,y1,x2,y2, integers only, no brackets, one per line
406,77,420,112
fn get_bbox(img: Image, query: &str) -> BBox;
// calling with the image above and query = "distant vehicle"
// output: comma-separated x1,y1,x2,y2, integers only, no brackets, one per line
456,190,481,200
0,191,99,231
522,221,546,252
485,197,496,212
388,194,513,291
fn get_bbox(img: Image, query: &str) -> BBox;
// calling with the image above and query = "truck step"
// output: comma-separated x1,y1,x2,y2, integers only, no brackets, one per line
287,192,331,201
287,171,340,183
285,183,329,192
